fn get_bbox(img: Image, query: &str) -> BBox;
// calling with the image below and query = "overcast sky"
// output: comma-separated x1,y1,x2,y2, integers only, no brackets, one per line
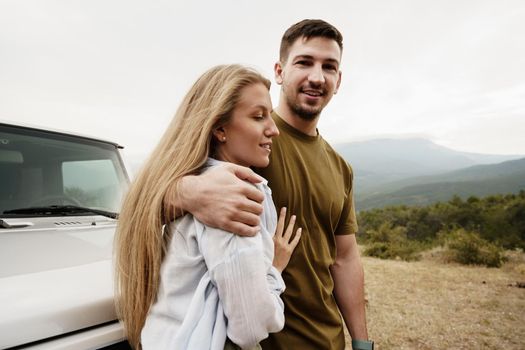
1,0,524,160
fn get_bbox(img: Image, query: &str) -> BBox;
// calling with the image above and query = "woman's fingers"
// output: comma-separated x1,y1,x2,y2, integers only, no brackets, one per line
282,215,296,242
274,208,301,254
275,207,287,238
275,209,300,244
290,228,302,248
272,213,302,273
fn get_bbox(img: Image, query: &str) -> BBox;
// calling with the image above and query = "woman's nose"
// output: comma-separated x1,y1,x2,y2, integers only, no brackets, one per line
265,119,279,137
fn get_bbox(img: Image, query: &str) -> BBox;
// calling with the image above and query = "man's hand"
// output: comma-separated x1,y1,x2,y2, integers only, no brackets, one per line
273,207,302,272
169,163,265,236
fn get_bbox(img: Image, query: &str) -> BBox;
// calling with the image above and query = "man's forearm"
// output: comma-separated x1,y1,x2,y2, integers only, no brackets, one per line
332,250,368,340
162,176,188,221
161,164,264,236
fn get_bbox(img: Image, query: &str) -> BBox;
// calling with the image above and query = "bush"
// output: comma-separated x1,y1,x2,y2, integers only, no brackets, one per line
363,241,422,261
362,223,424,261
444,229,506,267
364,223,407,243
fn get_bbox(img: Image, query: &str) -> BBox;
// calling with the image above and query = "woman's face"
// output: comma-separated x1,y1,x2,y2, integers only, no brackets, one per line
214,82,279,168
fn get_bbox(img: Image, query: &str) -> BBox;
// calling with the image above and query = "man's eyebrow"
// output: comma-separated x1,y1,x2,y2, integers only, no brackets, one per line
292,54,340,65
292,54,314,61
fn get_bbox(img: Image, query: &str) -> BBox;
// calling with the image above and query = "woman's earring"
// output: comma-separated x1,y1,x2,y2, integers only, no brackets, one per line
222,137,226,142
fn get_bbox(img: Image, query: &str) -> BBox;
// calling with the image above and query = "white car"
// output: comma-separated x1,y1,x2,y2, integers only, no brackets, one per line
0,122,130,349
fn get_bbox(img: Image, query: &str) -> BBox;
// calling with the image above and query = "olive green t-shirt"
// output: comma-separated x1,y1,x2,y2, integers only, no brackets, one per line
257,113,358,350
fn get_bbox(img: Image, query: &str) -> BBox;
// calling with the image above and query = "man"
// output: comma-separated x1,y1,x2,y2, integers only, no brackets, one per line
173,19,372,350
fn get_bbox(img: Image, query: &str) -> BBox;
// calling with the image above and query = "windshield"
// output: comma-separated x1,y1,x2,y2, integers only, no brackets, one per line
0,124,129,216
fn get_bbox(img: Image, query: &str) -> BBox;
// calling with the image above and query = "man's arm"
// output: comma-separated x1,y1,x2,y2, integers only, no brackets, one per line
164,163,265,236
331,234,368,340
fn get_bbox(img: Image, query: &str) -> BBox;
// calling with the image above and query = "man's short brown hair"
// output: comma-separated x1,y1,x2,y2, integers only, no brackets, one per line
279,19,343,63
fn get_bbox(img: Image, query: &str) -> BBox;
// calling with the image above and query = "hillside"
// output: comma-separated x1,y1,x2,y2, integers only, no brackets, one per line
356,158,525,210
334,138,522,194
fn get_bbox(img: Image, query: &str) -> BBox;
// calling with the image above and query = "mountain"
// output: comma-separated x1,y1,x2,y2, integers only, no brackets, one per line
371,156,525,191
333,138,523,194
356,157,525,210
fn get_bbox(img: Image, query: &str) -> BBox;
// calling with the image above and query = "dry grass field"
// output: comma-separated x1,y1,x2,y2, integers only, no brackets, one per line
344,249,525,349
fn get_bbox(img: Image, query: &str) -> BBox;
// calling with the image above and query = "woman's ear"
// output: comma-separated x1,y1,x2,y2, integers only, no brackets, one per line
212,126,226,142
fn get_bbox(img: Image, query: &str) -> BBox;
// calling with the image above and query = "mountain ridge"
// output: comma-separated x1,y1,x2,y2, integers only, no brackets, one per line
356,158,525,210
332,138,525,210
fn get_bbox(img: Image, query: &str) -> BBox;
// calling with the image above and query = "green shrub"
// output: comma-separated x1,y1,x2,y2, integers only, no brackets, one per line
365,223,407,244
363,241,421,261
444,229,506,267
362,223,424,261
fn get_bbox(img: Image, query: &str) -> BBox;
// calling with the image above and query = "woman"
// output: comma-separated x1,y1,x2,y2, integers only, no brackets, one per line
114,65,301,350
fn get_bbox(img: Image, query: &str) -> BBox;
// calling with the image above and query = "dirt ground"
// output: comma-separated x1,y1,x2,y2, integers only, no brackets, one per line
344,249,525,349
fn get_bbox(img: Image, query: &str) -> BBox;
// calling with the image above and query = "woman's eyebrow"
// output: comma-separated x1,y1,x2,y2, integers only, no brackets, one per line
249,104,271,111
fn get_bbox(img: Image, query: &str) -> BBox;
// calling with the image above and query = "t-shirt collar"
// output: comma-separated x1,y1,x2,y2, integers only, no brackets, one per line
272,111,320,143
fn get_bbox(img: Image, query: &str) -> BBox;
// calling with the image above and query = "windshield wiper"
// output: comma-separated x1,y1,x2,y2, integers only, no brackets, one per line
4,205,118,219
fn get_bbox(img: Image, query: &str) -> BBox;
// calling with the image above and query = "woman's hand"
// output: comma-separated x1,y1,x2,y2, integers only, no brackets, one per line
273,207,302,273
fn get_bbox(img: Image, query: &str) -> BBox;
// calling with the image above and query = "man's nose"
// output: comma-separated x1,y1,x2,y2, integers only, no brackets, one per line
308,64,325,85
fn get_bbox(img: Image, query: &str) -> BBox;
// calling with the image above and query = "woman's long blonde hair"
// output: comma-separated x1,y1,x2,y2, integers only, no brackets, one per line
114,64,271,349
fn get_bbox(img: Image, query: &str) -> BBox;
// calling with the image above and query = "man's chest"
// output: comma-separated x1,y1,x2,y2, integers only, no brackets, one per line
259,139,349,229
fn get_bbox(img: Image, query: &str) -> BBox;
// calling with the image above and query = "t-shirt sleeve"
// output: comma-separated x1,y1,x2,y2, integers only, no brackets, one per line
334,169,358,236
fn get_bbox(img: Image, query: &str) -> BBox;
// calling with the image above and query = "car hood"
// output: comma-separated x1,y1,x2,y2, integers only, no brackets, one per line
0,216,118,348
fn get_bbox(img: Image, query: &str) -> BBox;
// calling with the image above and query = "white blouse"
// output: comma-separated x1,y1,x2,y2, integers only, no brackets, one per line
141,159,285,350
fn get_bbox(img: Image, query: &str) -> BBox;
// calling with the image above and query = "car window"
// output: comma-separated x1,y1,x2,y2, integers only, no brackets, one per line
63,159,122,210
0,125,128,215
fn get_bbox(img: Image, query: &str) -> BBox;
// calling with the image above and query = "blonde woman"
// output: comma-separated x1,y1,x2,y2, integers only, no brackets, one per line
114,65,301,350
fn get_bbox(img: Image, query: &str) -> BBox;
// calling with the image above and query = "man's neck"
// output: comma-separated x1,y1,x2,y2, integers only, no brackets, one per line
274,104,319,137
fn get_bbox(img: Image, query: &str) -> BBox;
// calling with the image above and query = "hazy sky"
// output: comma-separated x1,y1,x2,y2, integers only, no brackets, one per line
1,0,524,160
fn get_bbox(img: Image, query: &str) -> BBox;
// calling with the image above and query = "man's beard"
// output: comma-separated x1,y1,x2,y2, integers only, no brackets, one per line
285,93,323,121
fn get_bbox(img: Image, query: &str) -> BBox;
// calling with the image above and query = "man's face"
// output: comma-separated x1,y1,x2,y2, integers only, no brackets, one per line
275,36,342,120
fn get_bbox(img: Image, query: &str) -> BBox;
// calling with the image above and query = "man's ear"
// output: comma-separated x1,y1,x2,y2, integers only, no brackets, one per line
274,61,284,85
334,70,342,94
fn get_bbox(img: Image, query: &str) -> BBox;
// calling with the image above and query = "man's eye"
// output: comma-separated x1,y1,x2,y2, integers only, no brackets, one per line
324,65,337,71
296,60,311,66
